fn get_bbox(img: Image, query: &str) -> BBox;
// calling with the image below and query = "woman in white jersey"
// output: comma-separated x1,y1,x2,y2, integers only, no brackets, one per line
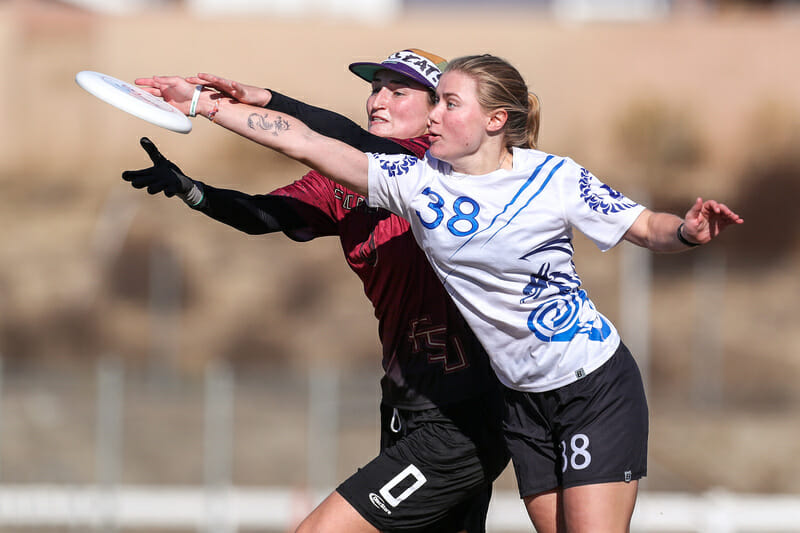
134,54,742,532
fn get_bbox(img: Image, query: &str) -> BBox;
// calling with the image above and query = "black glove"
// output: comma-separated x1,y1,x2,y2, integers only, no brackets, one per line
122,137,201,204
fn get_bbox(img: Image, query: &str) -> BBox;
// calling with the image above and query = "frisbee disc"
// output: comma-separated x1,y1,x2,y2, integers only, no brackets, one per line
75,70,192,134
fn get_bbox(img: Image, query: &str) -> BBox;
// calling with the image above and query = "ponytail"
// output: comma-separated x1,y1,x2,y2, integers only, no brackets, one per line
526,92,541,149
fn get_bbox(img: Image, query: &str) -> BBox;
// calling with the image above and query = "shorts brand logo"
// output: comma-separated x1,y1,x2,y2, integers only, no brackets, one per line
624,470,632,482
369,493,392,515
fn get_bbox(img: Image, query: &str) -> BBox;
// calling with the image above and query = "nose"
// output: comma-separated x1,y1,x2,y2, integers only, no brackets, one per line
428,101,443,124
372,86,391,108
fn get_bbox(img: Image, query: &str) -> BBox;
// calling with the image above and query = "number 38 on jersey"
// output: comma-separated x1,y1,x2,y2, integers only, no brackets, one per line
416,187,481,237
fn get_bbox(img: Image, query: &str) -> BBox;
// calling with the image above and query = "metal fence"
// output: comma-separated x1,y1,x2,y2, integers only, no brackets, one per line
1,358,800,532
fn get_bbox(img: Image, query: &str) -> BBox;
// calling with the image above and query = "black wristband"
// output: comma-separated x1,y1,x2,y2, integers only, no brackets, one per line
677,222,700,247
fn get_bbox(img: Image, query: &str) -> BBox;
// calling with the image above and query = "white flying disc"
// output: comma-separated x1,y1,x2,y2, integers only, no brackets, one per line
75,70,192,134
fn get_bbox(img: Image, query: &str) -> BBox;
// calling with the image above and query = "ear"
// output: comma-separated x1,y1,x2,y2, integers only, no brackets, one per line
487,108,508,133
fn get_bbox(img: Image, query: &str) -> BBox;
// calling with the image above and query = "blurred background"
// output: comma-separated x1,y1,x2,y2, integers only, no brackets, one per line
1,0,799,531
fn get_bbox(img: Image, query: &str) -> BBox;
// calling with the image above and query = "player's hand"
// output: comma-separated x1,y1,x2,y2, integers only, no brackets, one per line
122,137,194,197
188,73,272,107
681,197,743,244
135,76,203,115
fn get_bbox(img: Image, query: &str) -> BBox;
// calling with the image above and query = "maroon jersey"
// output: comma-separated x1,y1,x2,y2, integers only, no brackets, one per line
270,137,497,409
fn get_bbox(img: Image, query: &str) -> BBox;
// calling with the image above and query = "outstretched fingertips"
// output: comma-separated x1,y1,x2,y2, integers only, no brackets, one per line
122,168,150,181
128,177,151,189
139,137,165,165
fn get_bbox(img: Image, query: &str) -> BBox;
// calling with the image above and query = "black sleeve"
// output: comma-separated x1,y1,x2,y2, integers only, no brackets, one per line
191,182,320,242
266,90,414,155
183,91,409,240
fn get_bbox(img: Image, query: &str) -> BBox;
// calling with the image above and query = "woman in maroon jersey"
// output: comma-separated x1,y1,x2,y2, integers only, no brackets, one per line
123,50,508,533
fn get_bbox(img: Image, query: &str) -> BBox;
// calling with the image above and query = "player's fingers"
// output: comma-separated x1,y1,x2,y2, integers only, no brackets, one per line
207,77,233,92
124,174,158,189
197,73,230,89
684,197,704,222
137,87,162,98
152,75,181,83
139,137,167,165
121,168,155,181
717,203,739,219
121,170,137,182
198,81,230,98
196,73,217,82
147,181,167,195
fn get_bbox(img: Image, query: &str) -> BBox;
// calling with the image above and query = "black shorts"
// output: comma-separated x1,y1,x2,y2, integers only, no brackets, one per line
337,391,509,533
503,341,648,498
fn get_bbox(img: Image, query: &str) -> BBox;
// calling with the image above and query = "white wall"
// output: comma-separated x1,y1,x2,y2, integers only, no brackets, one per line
187,0,401,20
59,0,402,20
59,0,166,15
553,0,671,20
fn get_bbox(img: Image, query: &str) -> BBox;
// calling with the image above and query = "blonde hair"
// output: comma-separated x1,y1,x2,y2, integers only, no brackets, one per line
445,54,540,149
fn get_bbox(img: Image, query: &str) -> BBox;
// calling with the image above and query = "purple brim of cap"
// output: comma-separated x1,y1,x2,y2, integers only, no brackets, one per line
349,62,435,90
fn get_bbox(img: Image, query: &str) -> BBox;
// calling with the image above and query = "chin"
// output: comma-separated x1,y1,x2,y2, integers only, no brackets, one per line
368,123,393,137
429,144,446,160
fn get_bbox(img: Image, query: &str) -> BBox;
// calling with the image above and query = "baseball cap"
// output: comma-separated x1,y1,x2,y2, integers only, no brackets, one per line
349,48,448,90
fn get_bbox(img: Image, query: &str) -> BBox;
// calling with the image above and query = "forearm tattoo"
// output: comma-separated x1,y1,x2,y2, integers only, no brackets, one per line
247,112,290,135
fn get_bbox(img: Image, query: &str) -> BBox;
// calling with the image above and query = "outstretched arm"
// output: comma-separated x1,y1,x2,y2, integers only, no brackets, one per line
186,73,272,107
186,73,415,155
121,137,320,238
136,75,370,196
623,197,743,252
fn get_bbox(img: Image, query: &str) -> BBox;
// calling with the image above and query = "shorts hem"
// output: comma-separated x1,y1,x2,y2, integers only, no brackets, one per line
519,472,647,498
335,487,386,531
562,471,647,490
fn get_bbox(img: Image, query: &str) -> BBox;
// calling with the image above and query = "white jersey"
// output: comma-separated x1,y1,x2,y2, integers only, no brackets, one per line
367,147,645,392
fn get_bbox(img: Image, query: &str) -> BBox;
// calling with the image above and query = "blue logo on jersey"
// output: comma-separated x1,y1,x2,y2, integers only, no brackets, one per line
527,289,612,343
520,261,579,304
518,238,607,342
578,168,638,214
378,155,418,177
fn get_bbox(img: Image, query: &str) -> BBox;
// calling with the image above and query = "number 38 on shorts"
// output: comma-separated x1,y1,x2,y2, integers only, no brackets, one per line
561,433,592,472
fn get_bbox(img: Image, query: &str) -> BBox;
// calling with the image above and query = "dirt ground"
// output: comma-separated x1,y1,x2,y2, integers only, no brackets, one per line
1,2,799,496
